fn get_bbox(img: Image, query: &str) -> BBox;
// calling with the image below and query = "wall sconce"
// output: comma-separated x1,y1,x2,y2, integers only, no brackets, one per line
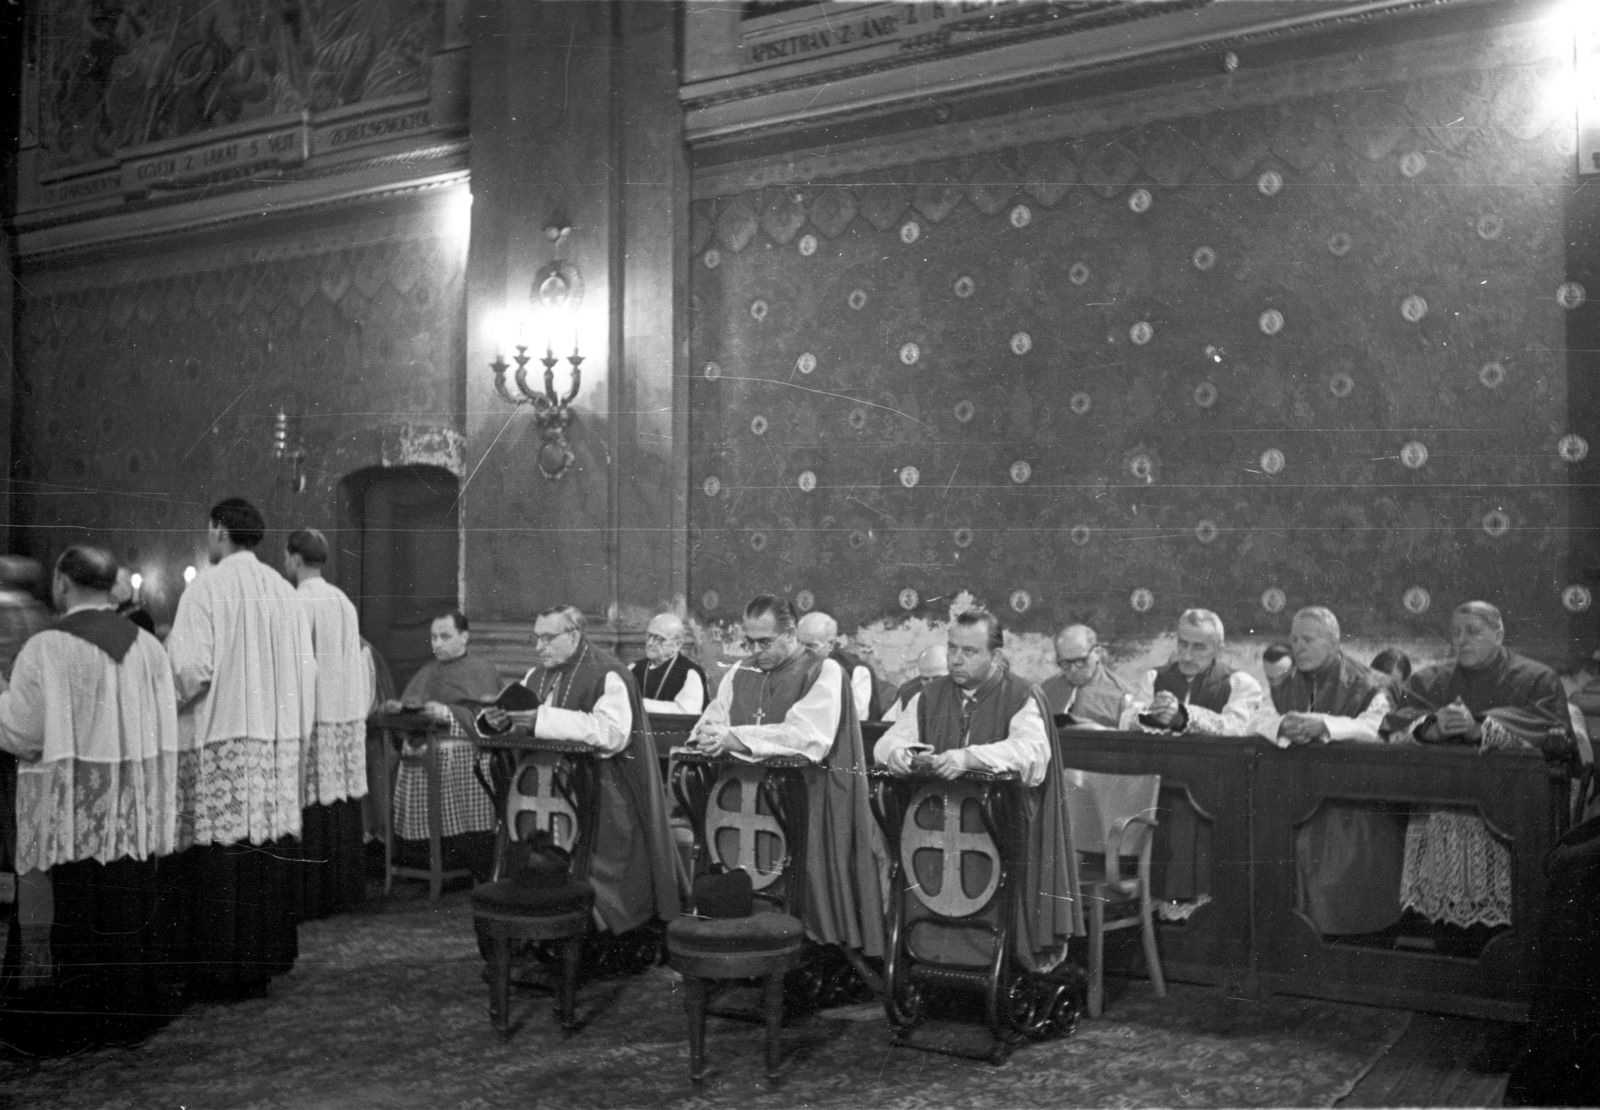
273,409,307,493
490,248,586,480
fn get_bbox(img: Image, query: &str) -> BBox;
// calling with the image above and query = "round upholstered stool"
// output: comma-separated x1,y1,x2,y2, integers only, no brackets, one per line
667,908,805,1084
470,877,594,1039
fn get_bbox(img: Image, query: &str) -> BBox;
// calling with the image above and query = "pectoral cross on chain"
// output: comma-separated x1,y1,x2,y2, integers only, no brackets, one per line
752,706,765,725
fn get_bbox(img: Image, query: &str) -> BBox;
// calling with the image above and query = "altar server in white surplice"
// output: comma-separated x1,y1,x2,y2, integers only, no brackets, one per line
163,497,317,996
0,545,180,1048
285,527,372,920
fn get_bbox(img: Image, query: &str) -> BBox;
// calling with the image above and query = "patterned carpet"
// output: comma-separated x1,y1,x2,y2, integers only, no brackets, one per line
0,896,1411,1109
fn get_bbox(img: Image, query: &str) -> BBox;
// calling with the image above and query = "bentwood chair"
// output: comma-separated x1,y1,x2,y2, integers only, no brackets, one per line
1061,768,1166,1017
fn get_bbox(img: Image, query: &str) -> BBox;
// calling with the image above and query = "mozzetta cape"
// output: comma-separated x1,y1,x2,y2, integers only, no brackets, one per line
721,652,887,957
629,652,706,711
1273,654,1402,936
0,610,180,872
1386,648,1568,929
297,577,371,806
1385,648,1569,745
165,551,317,848
917,670,1083,971
522,640,680,932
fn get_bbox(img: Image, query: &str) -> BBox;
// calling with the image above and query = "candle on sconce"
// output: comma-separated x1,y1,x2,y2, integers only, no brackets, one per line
130,572,143,602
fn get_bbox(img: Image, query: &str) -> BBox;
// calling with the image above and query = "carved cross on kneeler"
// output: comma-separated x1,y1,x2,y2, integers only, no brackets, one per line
506,753,580,849
706,766,787,891
903,782,1002,918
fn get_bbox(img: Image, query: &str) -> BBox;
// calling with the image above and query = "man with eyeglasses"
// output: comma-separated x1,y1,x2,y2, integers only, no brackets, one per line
874,607,1081,972
479,606,679,937
629,613,706,716
685,594,885,958
1039,624,1132,728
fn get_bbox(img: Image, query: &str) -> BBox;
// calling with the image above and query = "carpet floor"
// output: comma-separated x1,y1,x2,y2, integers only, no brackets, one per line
0,897,1412,1109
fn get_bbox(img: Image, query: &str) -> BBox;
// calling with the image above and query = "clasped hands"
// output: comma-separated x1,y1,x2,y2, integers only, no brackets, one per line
1422,698,1479,743
1142,691,1186,730
1277,712,1330,745
890,745,967,780
683,724,751,758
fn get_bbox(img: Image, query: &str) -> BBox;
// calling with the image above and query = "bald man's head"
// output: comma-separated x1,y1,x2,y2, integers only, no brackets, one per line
644,612,688,664
916,643,948,679
1055,624,1103,687
796,612,839,657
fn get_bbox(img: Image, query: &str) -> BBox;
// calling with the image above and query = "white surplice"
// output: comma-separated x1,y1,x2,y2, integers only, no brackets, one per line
0,609,180,872
297,577,371,805
167,551,317,848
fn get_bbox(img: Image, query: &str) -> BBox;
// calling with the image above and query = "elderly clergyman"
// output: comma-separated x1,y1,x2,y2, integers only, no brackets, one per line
1384,600,1570,934
479,606,679,936
1127,608,1262,735
1268,606,1403,937
797,611,879,722
629,613,706,716
1040,624,1132,728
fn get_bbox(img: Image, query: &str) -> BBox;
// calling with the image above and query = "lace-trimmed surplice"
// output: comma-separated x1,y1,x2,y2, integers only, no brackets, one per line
297,577,371,806
0,621,180,872
166,552,317,849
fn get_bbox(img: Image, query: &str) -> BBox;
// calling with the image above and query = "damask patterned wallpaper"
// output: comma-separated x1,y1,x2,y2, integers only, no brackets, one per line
688,59,1589,658
13,195,466,623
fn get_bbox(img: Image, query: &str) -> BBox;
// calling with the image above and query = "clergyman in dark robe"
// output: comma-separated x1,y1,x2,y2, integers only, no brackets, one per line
684,594,886,958
875,607,1082,972
630,612,706,716
480,605,680,935
1267,607,1403,937
1383,600,1570,930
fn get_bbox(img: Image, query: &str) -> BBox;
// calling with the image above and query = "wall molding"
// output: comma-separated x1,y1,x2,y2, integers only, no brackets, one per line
691,4,1550,199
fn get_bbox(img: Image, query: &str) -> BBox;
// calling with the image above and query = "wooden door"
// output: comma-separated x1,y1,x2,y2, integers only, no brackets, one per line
350,466,459,692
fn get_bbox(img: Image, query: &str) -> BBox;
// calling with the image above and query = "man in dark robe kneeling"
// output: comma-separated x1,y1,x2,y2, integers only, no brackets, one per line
684,595,885,961
479,606,680,941
874,607,1082,973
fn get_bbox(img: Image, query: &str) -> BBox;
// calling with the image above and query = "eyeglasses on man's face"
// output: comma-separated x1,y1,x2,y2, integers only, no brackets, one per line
1056,653,1095,670
645,632,678,646
533,627,577,646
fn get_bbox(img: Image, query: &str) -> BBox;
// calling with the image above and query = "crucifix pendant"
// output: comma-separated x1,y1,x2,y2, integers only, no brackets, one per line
752,706,765,725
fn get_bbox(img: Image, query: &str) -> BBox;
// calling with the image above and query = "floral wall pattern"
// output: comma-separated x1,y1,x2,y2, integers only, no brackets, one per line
13,196,466,624
688,58,1589,659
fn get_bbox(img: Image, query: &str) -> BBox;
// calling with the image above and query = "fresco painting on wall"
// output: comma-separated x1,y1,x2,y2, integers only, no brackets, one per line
689,59,1581,653
33,0,441,172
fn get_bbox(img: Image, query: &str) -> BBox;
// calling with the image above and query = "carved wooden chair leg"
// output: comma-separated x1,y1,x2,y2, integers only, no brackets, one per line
488,927,512,1040
559,933,583,1032
763,971,785,1083
683,974,708,1083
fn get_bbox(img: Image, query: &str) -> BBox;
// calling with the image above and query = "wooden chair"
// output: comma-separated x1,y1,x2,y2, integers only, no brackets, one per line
469,738,601,1040
1061,768,1165,1017
668,751,810,1084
